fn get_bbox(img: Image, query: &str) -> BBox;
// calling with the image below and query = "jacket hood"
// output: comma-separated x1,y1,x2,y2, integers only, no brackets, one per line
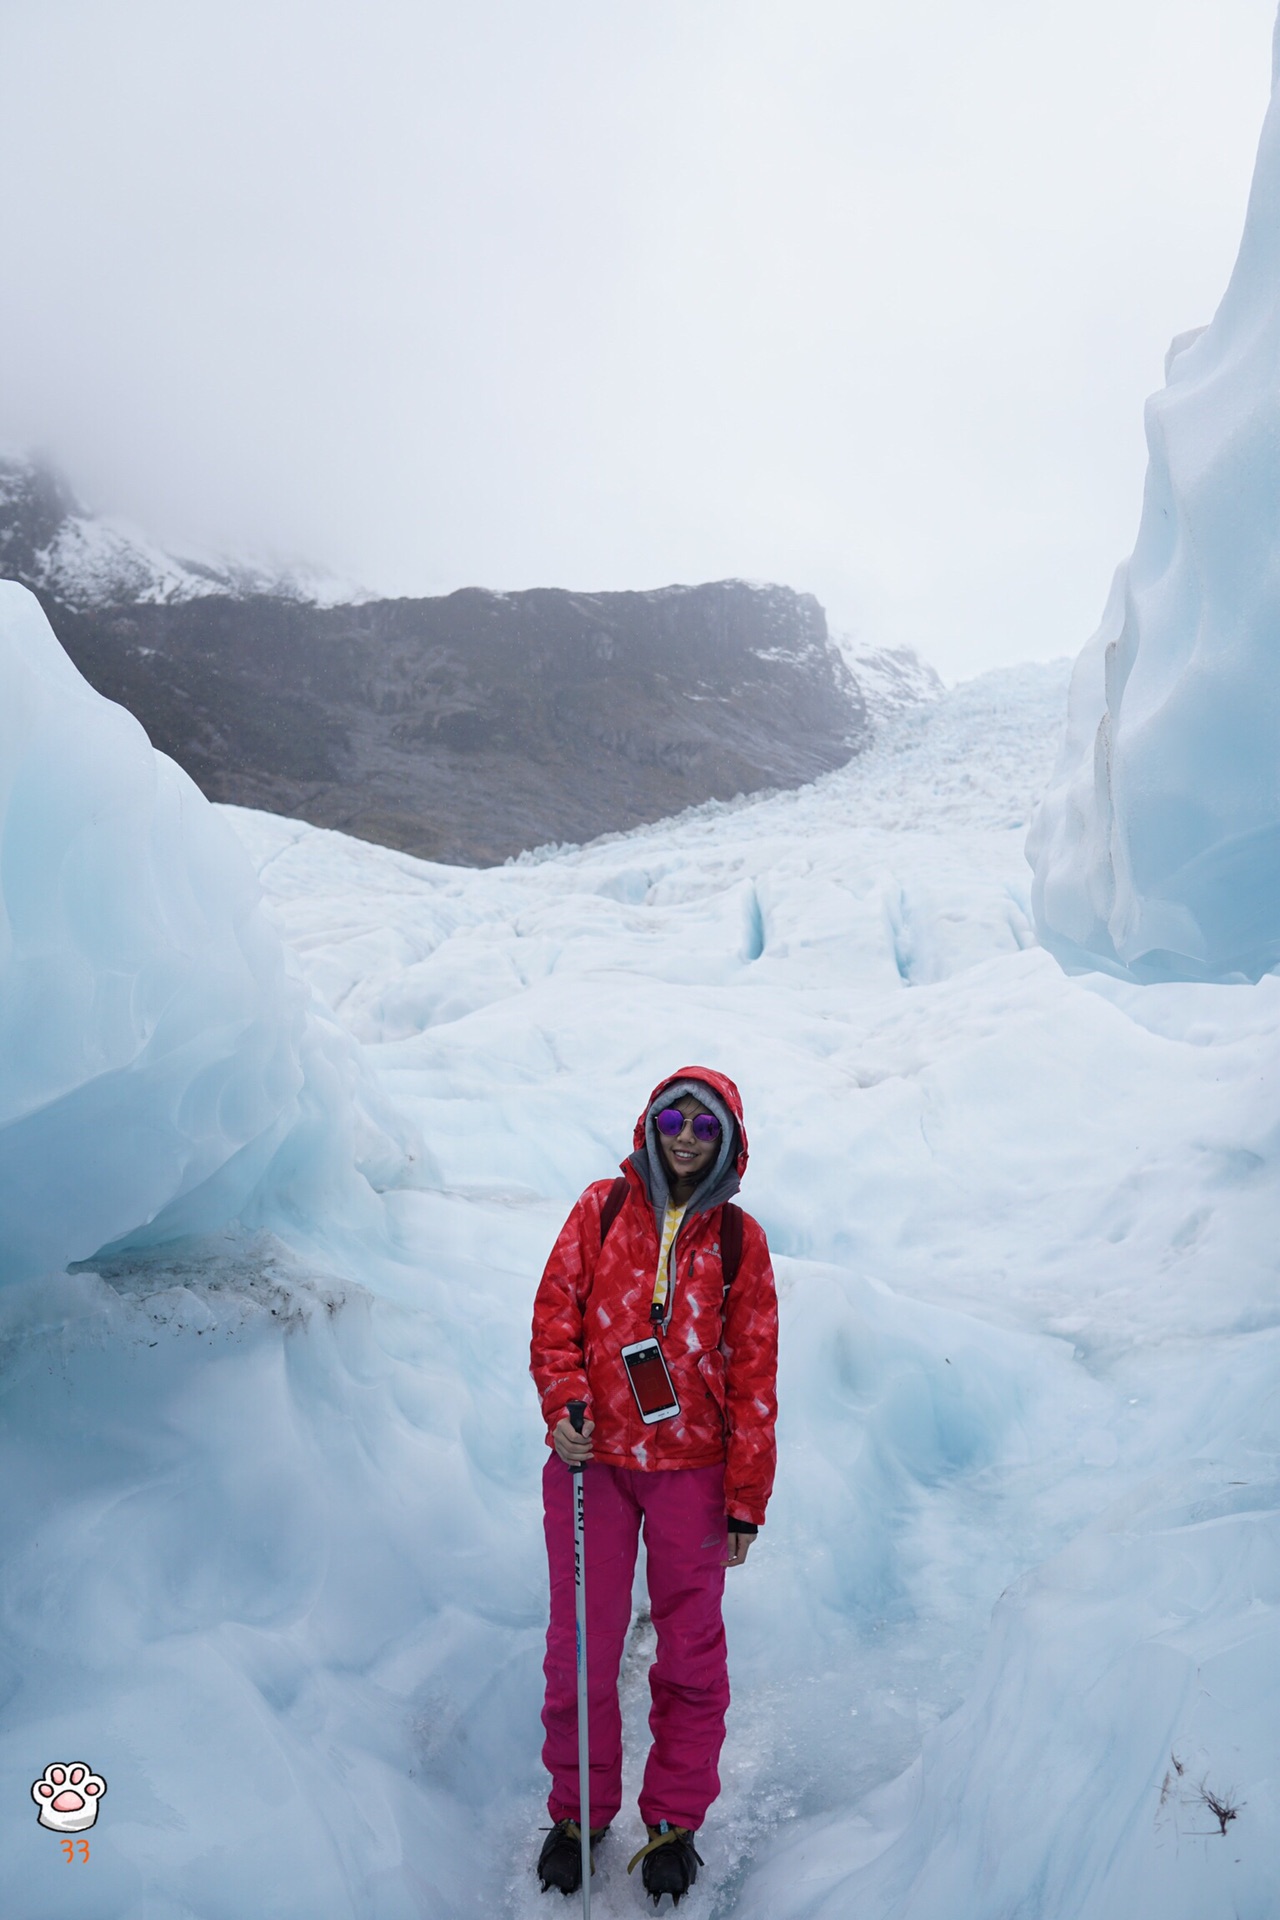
628,1065,749,1228
632,1065,749,1177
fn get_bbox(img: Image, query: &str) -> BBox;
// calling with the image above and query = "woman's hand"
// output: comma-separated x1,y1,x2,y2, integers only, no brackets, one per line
552,1414,595,1465
723,1530,755,1568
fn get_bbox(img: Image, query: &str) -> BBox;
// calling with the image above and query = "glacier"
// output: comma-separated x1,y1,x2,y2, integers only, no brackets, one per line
1027,20,1280,983
6,567,1280,1915
9,22,1280,1885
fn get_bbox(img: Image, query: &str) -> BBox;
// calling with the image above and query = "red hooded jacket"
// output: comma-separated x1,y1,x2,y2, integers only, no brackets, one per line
530,1067,778,1528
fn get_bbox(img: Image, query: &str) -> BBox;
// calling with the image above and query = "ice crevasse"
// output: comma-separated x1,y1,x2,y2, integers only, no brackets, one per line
1028,13,1280,983
0,580,415,1283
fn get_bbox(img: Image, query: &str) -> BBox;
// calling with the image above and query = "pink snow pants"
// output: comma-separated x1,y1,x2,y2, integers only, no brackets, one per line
541,1456,731,1833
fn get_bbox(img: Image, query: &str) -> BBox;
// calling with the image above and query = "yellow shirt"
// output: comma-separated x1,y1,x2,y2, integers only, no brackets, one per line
653,1202,687,1318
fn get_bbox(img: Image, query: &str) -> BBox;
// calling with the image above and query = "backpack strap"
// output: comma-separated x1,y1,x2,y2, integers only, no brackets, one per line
599,1176,629,1245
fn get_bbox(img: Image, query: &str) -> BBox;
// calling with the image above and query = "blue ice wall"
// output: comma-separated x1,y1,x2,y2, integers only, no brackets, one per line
0,584,407,1281
1028,45,1280,983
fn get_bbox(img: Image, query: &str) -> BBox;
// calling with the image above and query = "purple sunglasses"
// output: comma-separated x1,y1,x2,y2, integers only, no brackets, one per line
655,1107,721,1143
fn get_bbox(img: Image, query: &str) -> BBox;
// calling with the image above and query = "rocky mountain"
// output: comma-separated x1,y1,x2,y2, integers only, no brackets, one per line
0,455,919,864
44,581,869,862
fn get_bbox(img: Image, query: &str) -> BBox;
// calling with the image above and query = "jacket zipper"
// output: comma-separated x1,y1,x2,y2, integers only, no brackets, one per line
652,1218,697,1339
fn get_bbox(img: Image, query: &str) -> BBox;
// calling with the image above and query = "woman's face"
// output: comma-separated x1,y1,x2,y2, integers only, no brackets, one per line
655,1094,721,1193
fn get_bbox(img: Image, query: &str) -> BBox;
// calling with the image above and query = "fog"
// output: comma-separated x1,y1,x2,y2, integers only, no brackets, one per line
0,0,1274,677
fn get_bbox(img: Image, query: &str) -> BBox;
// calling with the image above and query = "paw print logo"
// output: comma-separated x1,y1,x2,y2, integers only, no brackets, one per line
32,1763,106,1832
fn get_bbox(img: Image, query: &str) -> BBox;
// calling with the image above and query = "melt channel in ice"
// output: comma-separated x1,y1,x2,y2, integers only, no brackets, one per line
1028,16,1280,983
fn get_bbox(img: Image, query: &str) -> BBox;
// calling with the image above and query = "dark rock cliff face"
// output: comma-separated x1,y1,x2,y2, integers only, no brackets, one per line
39,582,867,864
2,457,868,864
0,462,72,584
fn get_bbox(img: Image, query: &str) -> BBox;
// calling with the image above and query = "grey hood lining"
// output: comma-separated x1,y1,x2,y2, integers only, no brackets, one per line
632,1078,743,1243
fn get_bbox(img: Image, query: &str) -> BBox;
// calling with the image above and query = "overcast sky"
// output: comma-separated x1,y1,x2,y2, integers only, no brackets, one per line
1,1,1275,678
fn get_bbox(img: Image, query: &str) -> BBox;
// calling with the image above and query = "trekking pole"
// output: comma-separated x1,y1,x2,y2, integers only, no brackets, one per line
567,1399,591,1920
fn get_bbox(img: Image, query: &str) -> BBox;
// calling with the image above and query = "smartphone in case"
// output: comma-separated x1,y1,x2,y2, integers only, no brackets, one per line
620,1337,681,1424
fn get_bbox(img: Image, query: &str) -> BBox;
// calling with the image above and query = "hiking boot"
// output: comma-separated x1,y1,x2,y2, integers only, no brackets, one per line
536,1818,609,1895
626,1821,705,1907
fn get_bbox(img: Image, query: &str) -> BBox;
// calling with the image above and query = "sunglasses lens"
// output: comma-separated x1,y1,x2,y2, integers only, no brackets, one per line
655,1107,722,1144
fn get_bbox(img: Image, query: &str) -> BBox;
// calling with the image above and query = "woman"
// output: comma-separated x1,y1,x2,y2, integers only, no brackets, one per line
530,1066,778,1905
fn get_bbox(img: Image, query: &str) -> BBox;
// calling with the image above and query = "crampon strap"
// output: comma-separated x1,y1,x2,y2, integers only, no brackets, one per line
626,1822,704,1875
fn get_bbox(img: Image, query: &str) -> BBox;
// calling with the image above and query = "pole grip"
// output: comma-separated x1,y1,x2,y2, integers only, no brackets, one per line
567,1399,587,1474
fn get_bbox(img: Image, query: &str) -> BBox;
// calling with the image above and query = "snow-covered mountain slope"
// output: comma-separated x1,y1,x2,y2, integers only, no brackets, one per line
830,633,944,723
0,453,359,608
5,623,1280,1920
1028,31,1280,983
